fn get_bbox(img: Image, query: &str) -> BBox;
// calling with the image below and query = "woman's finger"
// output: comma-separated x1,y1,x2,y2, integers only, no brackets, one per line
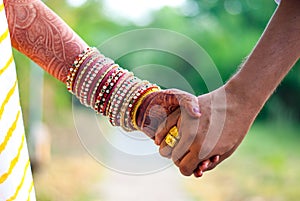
194,169,203,178
206,155,220,171
159,138,173,158
158,110,182,158
155,108,180,145
193,155,220,176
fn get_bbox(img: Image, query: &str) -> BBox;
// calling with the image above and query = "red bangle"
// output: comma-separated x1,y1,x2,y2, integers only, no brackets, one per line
98,69,124,114
94,67,119,113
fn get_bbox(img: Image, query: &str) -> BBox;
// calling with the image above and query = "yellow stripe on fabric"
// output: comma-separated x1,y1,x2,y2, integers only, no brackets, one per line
6,160,30,201
0,81,17,120
0,3,4,12
0,134,24,184
26,182,34,201
0,111,20,154
0,29,9,44
0,55,13,76
0,29,9,43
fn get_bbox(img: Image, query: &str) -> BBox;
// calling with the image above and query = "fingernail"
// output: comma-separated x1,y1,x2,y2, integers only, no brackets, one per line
203,161,209,170
213,155,220,162
193,108,201,114
197,170,203,177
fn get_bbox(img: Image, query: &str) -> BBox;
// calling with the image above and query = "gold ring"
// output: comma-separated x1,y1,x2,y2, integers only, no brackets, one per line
165,133,177,148
165,126,180,147
169,126,179,139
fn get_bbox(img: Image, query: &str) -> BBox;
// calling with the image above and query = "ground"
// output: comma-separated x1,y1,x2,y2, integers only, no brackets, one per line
33,108,300,201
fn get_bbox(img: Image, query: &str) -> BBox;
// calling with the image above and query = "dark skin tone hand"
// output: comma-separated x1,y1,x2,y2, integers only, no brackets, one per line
155,0,300,177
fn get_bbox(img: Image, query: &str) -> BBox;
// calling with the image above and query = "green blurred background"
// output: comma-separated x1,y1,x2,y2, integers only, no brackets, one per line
12,0,300,200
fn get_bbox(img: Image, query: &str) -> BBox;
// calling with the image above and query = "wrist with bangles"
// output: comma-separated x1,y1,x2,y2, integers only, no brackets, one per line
66,47,161,132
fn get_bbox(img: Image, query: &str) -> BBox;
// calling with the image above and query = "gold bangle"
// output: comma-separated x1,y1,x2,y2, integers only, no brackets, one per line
130,87,160,130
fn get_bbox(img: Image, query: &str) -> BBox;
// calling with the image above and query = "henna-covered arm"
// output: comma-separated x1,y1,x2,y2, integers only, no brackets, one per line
4,0,88,83
4,1,211,172
4,0,201,139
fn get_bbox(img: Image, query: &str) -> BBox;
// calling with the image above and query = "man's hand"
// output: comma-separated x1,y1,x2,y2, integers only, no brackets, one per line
154,0,300,177
155,84,260,177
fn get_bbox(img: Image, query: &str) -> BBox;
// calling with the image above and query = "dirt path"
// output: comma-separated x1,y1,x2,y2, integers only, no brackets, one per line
99,167,193,201
73,108,194,201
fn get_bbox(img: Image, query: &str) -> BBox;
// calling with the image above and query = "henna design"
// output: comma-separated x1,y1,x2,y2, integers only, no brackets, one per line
3,1,199,140
136,89,199,137
4,0,88,83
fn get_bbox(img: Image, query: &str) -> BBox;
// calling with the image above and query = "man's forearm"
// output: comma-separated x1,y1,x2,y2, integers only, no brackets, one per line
4,0,88,83
226,0,300,113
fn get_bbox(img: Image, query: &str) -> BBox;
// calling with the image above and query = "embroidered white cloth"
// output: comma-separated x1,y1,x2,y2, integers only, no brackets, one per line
0,1,36,200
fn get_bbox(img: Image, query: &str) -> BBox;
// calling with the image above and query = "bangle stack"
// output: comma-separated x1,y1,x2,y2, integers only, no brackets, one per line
67,47,160,132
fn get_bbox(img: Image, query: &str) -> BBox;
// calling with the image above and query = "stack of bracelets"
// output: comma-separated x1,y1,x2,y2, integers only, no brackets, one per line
66,47,161,132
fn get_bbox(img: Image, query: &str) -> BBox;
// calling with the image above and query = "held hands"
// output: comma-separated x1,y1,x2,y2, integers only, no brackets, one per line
136,88,200,138
139,84,259,177
136,88,220,176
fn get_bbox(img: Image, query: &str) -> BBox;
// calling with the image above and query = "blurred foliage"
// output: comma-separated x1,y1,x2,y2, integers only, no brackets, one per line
15,0,300,126
184,122,300,201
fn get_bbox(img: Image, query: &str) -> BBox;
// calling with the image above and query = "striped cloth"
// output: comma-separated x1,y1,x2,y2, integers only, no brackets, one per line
0,1,36,201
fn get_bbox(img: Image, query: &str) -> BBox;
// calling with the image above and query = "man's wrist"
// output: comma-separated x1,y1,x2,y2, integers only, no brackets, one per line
224,75,267,115
225,0,300,114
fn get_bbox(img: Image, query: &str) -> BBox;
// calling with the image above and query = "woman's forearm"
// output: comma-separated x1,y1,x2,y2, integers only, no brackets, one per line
226,0,300,112
3,0,197,135
4,0,88,83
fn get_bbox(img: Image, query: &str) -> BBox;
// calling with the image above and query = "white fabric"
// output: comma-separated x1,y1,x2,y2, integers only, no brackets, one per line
0,1,36,200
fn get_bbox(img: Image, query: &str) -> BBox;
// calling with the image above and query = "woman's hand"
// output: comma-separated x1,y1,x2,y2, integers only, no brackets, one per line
136,88,201,139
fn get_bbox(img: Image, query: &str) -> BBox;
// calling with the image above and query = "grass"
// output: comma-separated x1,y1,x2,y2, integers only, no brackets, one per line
33,156,105,201
183,122,300,201
32,112,106,201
